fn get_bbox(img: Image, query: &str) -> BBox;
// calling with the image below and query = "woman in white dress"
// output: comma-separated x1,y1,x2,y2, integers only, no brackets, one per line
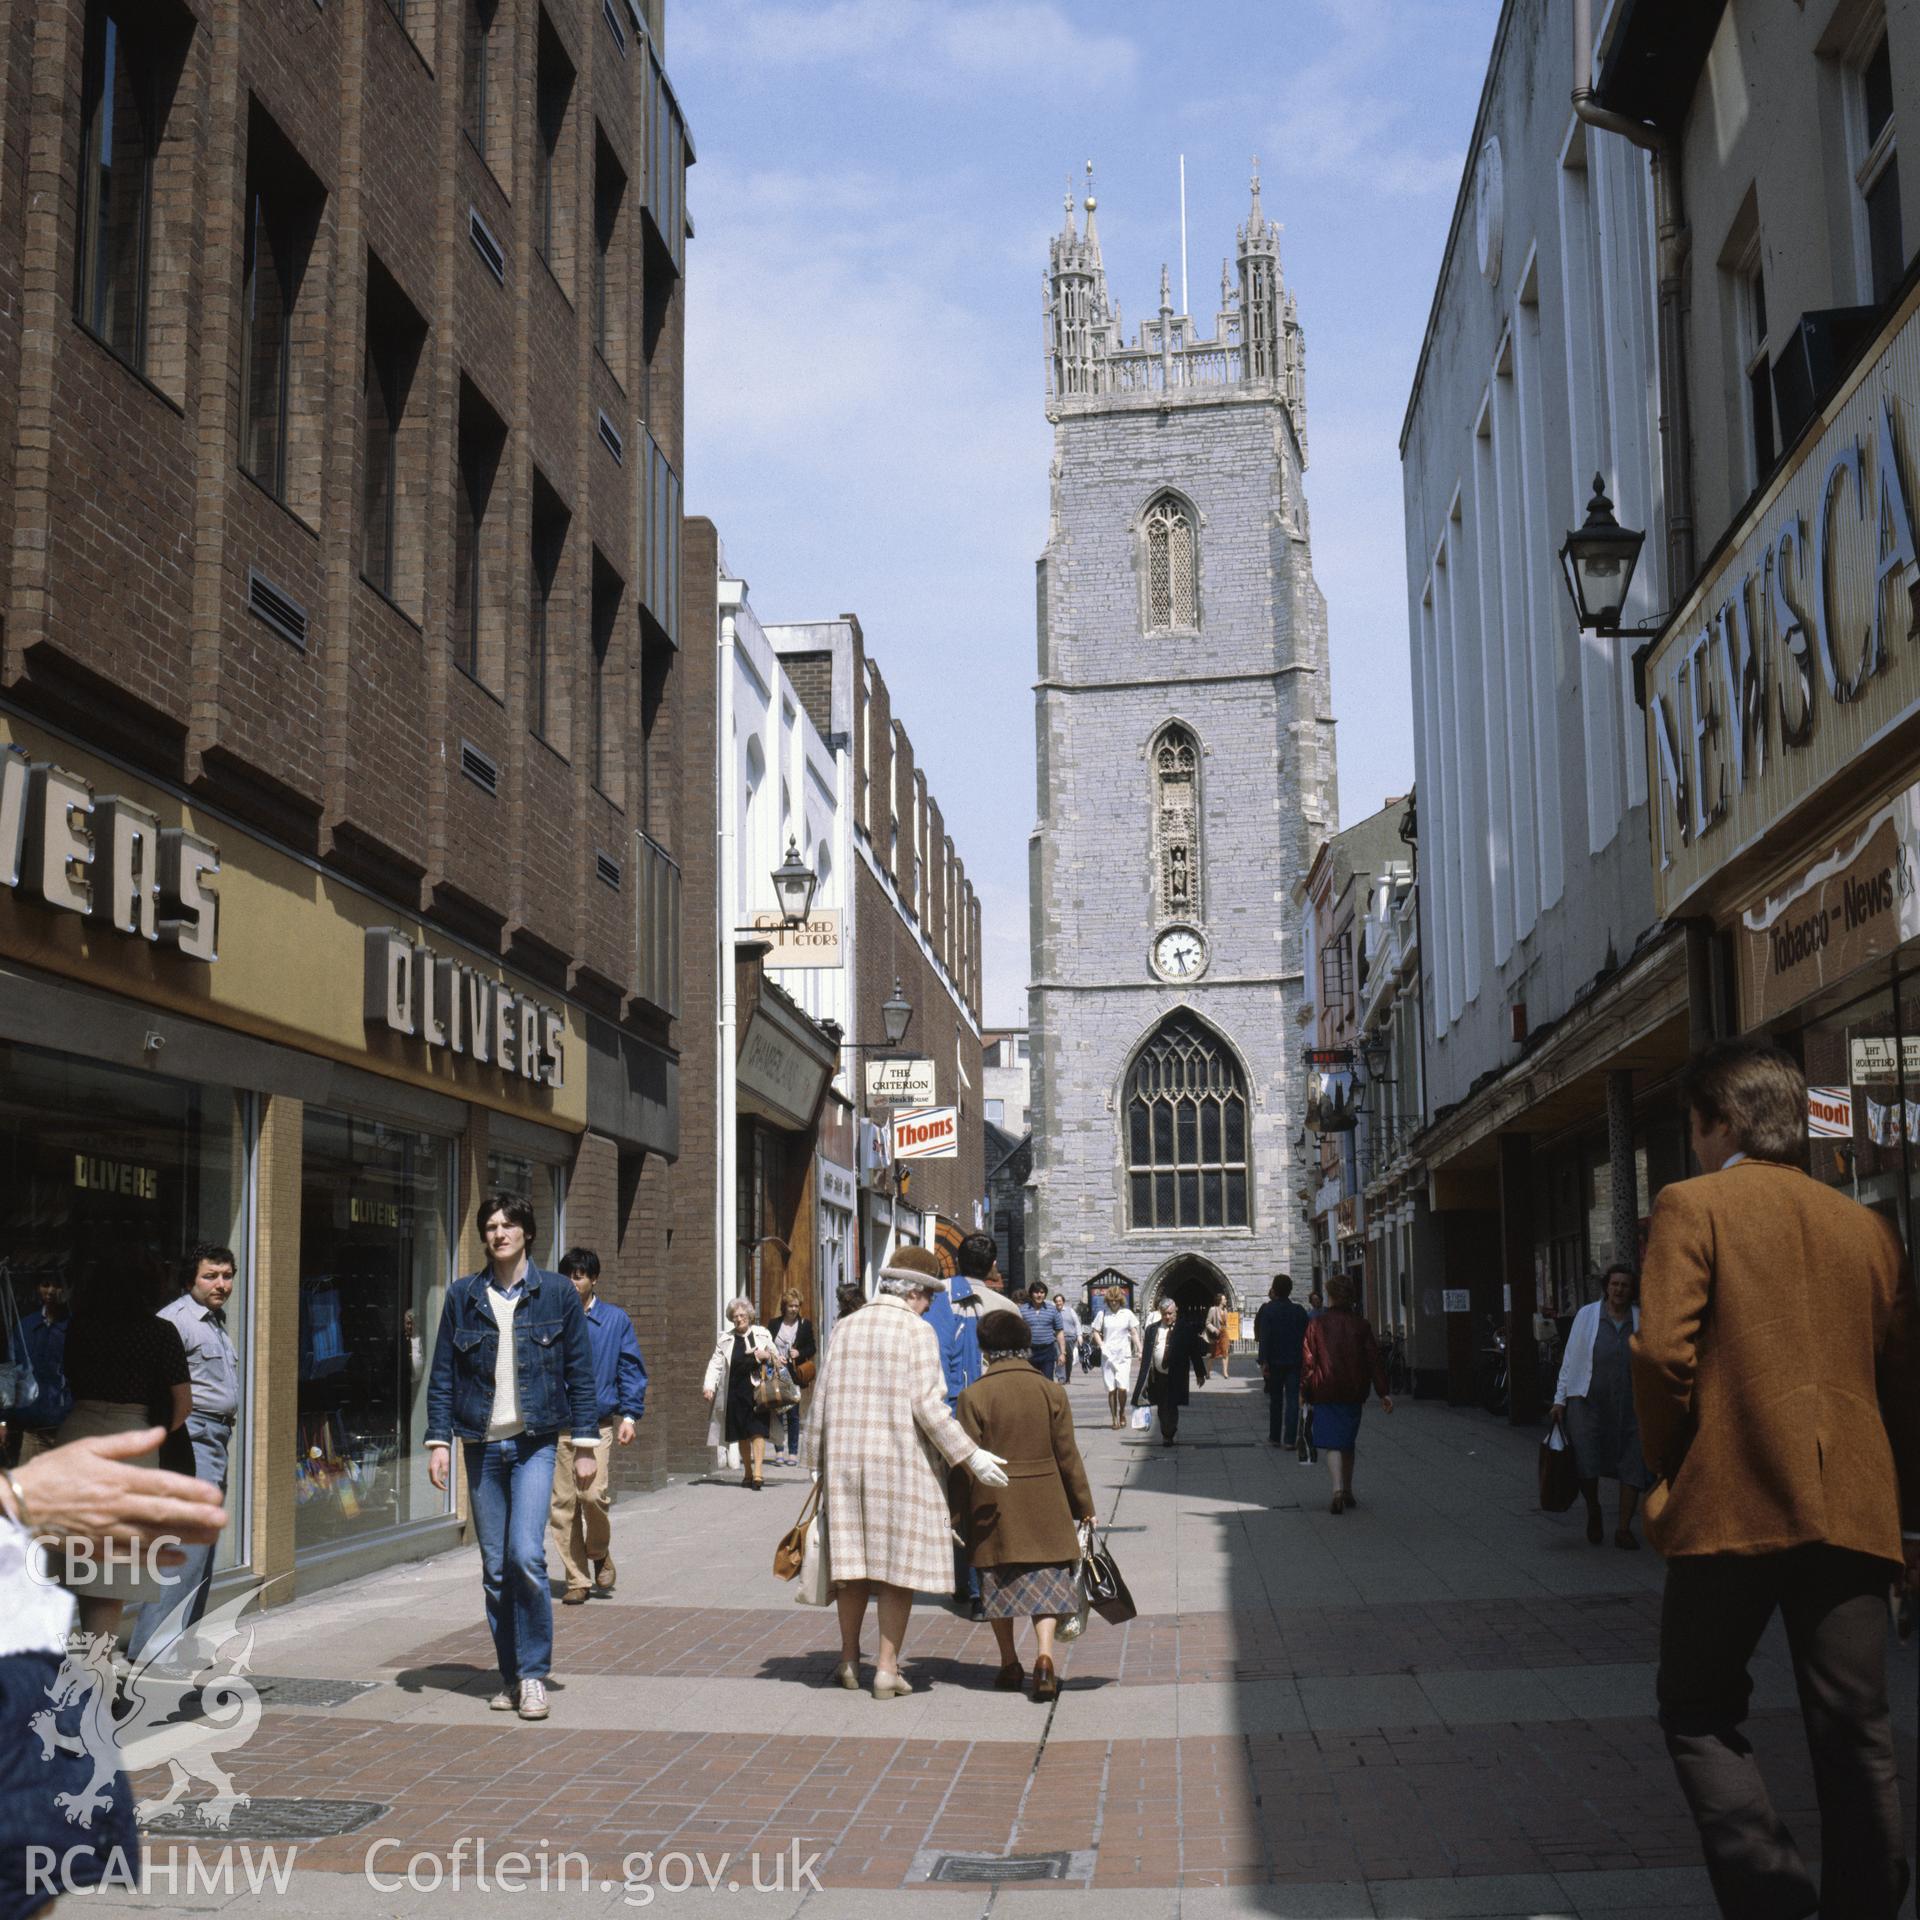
1089,1286,1143,1429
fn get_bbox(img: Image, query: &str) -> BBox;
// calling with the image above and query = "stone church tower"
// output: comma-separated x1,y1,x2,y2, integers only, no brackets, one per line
1028,165,1338,1315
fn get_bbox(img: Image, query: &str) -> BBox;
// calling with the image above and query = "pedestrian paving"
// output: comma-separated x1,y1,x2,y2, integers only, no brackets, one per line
97,1367,1915,1917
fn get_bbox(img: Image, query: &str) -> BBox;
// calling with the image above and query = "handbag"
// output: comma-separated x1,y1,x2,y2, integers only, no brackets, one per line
754,1359,801,1410
1079,1523,1137,1627
1296,1406,1317,1463
794,1503,830,1606
0,1273,36,1418
773,1478,821,1580
792,1356,817,1389
1539,1420,1580,1513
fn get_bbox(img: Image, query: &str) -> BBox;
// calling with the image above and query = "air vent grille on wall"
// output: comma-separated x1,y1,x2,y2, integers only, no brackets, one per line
596,410,624,464
602,0,627,51
248,569,309,649
595,850,623,889
459,741,499,796
469,209,505,283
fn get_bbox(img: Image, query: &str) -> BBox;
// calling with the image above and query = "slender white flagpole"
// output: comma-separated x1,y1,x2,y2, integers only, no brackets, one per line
1178,155,1189,314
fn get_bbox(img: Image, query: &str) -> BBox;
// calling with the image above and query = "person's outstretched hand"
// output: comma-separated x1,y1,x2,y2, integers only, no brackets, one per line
1381,1396,1395,1414
967,1447,1009,1488
11,1429,226,1547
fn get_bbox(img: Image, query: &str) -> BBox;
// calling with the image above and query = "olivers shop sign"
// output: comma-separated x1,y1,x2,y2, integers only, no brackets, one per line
1644,293,1920,917
364,929,565,1088
0,745,220,960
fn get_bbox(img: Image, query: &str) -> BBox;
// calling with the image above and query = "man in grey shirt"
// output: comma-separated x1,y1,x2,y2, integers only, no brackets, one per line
129,1243,240,1668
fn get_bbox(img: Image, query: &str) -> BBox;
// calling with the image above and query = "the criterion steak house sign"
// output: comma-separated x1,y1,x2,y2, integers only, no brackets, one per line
364,929,565,1086
1644,287,1920,917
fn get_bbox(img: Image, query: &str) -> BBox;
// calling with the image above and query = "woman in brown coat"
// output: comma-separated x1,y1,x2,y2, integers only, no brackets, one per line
955,1299,1095,1701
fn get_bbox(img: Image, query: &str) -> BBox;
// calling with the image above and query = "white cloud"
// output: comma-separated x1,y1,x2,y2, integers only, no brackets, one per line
675,0,1138,96
1263,0,1471,199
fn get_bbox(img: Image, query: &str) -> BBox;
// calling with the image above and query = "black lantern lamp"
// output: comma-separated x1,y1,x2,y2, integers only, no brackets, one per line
1559,474,1668,708
881,977,914,1048
771,837,818,929
1559,474,1646,632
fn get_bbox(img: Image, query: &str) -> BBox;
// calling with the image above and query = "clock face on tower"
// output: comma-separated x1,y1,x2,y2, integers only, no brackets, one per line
1152,926,1208,982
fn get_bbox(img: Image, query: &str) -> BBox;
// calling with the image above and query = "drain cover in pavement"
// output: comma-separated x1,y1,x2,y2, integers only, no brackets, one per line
249,1675,379,1708
141,1798,387,1840
918,1851,1090,1884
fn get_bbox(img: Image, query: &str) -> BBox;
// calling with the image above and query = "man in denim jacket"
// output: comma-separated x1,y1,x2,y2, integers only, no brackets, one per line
427,1191,598,1721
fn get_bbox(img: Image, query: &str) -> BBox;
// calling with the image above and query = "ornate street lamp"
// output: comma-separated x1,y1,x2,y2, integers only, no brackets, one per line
771,837,818,929
1558,474,1667,706
881,977,914,1048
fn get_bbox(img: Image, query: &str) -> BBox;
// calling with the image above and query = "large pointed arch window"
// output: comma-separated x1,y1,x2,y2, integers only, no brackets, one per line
1125,1013,1249,1229
1144,494,1198,631
1153,725,1201,921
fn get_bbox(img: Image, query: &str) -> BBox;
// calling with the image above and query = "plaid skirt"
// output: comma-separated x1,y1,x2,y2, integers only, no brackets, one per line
979,1562,1080,1620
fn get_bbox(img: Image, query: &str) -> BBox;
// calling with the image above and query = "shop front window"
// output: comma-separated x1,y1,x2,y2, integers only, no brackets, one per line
297,1110,452,1554
1798,983,1909,1242
0,1044,250,1568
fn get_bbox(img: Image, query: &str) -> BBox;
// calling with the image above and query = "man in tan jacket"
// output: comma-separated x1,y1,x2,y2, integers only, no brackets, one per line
1635,1039,1920,1920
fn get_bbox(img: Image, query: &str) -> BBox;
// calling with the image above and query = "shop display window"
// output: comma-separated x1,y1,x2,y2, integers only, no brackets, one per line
0,1043,251,1569
297,1110,452,1553
1791,984,1908,1242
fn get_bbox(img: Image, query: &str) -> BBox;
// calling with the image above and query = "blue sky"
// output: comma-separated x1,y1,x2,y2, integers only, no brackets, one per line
671,0,1502,1025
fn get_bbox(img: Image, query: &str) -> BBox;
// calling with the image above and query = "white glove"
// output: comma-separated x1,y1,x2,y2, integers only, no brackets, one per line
968,1447,1009,1488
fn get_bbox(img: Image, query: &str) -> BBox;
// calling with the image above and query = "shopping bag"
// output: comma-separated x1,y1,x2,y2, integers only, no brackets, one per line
1079,1524,1138,1627
1539,1422,1580,1513
795,1505,830,1607
1056,1560,1092,1642
0,1274,36,1418
1128,1406,1152,1431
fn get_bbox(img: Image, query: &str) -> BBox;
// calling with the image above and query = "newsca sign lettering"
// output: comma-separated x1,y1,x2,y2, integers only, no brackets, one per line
1644,289,1920,916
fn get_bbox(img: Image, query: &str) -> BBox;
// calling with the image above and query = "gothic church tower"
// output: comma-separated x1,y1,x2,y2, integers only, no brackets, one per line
1028,165,1338,1311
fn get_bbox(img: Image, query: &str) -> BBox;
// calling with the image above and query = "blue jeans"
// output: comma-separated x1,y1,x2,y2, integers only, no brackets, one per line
780,1404,800,1455
465,1433,557,1685
1268,1366,1301,1447
127,1418,230,1666
1028,1348,1058,1381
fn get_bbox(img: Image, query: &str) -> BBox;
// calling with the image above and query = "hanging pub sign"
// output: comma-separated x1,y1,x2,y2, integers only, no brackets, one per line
0,744,220,961
363,929,565,1087
1645,286,1920,916
865,1056,936,1106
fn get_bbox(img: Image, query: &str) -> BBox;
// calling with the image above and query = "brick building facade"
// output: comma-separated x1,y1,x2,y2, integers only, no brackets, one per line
0,0,699,1593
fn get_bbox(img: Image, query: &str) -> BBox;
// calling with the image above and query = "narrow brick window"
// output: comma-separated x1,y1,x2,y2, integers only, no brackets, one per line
452,379,508,690
590,553,625,801
462,0,503,175
592,129,628,372
361,254,428,612
75,2,156,367
530,475,571,755
240,105,325,513
533,14,575,281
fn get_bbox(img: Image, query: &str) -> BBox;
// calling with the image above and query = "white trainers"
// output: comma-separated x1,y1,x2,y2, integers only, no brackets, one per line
488,1689,515,1711
517,1678,549,1720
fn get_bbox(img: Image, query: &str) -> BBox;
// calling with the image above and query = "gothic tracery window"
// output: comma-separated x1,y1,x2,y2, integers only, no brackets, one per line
1124,1013,1249,1230
1154,725,1201,921
1145,494,1198,631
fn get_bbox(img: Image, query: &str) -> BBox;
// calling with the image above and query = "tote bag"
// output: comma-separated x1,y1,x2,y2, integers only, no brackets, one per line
1539,1422,1580,1513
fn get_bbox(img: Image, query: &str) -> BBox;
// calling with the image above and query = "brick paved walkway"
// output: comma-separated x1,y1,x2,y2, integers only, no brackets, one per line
100,1371,1916,1919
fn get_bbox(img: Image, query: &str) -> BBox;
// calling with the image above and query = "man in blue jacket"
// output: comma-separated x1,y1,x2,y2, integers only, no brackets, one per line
1255,1273,1310,1449
427,1192,599,1722
550,1246,647,1606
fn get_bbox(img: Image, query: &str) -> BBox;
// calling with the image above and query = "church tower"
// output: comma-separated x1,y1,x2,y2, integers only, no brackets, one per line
1029,164,1338,1314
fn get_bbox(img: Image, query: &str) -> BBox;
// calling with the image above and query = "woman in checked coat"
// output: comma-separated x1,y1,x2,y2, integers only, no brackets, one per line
802,1246,1008,1699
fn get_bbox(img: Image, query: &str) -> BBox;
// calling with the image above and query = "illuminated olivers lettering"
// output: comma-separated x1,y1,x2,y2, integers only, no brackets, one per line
1650,395,1920,870
363,928,565,1087
0,747,220,959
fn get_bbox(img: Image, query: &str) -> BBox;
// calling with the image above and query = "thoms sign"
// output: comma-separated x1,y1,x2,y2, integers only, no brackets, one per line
1644,289,1920,917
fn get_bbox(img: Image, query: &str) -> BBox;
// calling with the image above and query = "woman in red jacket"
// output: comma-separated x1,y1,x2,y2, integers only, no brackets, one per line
1301,1273,1393,1514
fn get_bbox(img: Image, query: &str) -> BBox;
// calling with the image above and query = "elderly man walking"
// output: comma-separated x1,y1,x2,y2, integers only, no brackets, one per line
1635,1040,1920,1920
